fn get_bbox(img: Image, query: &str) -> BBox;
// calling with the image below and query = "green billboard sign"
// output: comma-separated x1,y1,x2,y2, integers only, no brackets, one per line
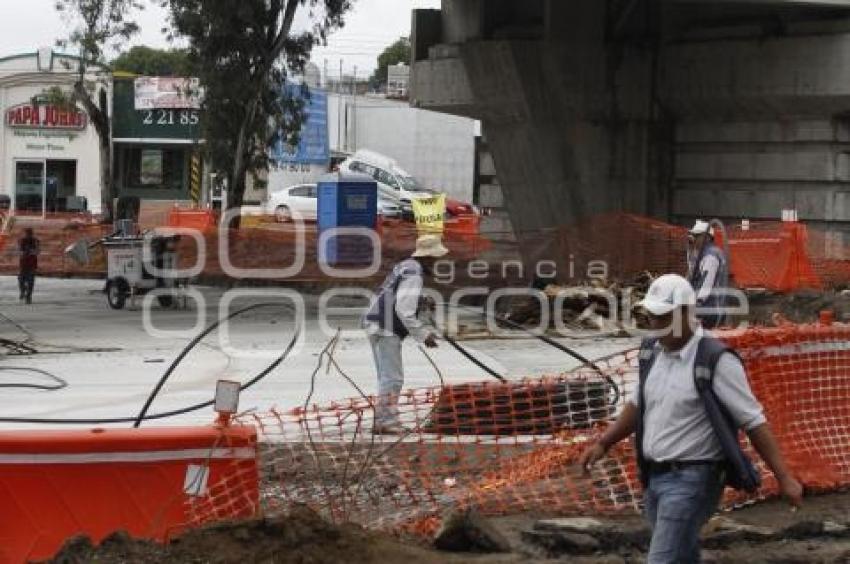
112,78,202,141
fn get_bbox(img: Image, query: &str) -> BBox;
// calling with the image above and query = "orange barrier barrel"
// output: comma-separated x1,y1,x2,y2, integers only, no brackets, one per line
0,425,258,563
167,208,218,234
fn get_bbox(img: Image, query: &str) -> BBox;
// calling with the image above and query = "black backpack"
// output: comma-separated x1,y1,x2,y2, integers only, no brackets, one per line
636,336,762,493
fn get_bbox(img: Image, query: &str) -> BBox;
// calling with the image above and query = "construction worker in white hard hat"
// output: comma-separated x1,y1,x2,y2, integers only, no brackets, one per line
687,220,729,329
363,234,447,435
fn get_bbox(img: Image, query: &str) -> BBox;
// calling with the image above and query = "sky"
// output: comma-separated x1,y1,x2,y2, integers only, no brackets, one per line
0,0,440,77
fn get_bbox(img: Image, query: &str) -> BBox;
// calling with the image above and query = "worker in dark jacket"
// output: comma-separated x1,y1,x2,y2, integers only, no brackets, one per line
363,234,447,434
579,274,802,563
18,228,40,304
687,220,729,329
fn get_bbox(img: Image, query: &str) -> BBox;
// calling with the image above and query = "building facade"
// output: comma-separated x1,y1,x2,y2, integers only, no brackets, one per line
0,49,108,215
112,75,203,204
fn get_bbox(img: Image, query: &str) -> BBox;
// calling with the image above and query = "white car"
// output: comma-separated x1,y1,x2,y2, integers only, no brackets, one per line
378,199,402,219
265,182,402,222
266,183,318,222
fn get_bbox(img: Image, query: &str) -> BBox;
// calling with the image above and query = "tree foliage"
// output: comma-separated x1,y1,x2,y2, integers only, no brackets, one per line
55,0,143,219
371,36,411,86
113,45,194,76
163,0,353,220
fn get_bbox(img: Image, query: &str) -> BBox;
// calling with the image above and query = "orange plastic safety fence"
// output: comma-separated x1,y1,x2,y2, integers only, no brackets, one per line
0,213,109,277
724,221,824,292
804,224,850,289
557,213,689,282
2,211,847,291
182,321,850,538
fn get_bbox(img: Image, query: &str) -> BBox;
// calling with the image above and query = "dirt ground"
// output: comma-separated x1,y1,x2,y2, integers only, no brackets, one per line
745,290,850,325
48,492,850,564
47,506,497,564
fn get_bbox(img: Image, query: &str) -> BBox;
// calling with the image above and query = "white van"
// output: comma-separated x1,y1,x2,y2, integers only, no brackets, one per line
339,150,435,216
339,150,479,218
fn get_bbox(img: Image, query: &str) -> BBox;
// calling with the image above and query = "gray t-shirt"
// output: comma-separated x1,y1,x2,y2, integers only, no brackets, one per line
628,329,766,462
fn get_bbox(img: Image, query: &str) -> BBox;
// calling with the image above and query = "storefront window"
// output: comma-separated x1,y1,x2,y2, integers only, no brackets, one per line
46,160,79,212
15,161,44,213
14,160,80,214
140,150,164,185
122,147,186,190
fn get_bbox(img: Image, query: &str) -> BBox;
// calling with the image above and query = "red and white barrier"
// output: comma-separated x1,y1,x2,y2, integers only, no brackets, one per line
0,425,258,563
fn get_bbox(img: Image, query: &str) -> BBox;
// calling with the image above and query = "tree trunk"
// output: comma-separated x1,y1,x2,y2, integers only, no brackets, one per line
227,99,259,229
99,136,114,223
221,0,299,230
75,82,113,223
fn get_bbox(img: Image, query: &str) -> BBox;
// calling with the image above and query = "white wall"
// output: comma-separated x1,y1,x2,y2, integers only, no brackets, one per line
328,93,478,202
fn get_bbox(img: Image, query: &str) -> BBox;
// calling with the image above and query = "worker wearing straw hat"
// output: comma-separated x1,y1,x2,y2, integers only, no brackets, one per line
363,234,448,435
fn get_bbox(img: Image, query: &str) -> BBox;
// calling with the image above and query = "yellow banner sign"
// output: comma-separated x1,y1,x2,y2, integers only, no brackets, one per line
412,194,446,235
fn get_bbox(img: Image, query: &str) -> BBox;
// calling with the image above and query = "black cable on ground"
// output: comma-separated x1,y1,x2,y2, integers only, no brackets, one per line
0,367,68,391
438,301,621,405
0,311,121,355
440,334,506,383
132,302,294,428
0,303,300,426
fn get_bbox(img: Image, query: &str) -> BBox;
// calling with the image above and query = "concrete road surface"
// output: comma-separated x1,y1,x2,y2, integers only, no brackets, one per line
0,277,636,429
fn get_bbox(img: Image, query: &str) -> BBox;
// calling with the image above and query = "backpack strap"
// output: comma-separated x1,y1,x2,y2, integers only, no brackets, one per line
693,337,742,404
693,335,761,492
635,338,659,488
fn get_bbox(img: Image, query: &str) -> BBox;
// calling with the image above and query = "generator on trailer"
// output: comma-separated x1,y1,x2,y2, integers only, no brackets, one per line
65,220,188,310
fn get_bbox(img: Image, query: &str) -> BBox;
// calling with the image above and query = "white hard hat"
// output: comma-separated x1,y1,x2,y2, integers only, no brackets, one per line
412,234,449,258
689,220,713,236
637,274,696,316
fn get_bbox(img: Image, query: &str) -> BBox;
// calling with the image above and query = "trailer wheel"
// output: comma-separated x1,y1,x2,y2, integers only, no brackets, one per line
157,295,174,308
106,279,129,310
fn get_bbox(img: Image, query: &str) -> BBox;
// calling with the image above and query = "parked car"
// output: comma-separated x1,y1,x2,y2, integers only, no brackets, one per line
339,149,479,219
378,199,402,219
266,183,318,222
265,182,402,222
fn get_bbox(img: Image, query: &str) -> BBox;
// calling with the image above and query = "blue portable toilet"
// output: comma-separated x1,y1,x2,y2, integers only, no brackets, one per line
317,172,378,266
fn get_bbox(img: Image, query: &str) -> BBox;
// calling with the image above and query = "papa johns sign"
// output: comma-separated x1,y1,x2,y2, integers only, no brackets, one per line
5,103,88,131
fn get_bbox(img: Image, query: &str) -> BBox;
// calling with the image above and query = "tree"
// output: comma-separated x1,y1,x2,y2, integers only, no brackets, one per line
370,37,411,87
113,45,194,76
164,0,353,224
55,0,142,221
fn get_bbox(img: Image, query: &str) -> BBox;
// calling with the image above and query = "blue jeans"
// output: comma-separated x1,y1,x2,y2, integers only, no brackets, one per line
367,333,404,425
18,270,35,302
644,463,725,564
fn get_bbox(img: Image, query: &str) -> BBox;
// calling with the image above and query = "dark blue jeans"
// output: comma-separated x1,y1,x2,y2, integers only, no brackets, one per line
18,270,35,301
644,463,725,564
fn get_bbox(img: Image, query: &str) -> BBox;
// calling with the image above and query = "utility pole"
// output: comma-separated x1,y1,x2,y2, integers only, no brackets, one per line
352,65,357,152
337,58,343,153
